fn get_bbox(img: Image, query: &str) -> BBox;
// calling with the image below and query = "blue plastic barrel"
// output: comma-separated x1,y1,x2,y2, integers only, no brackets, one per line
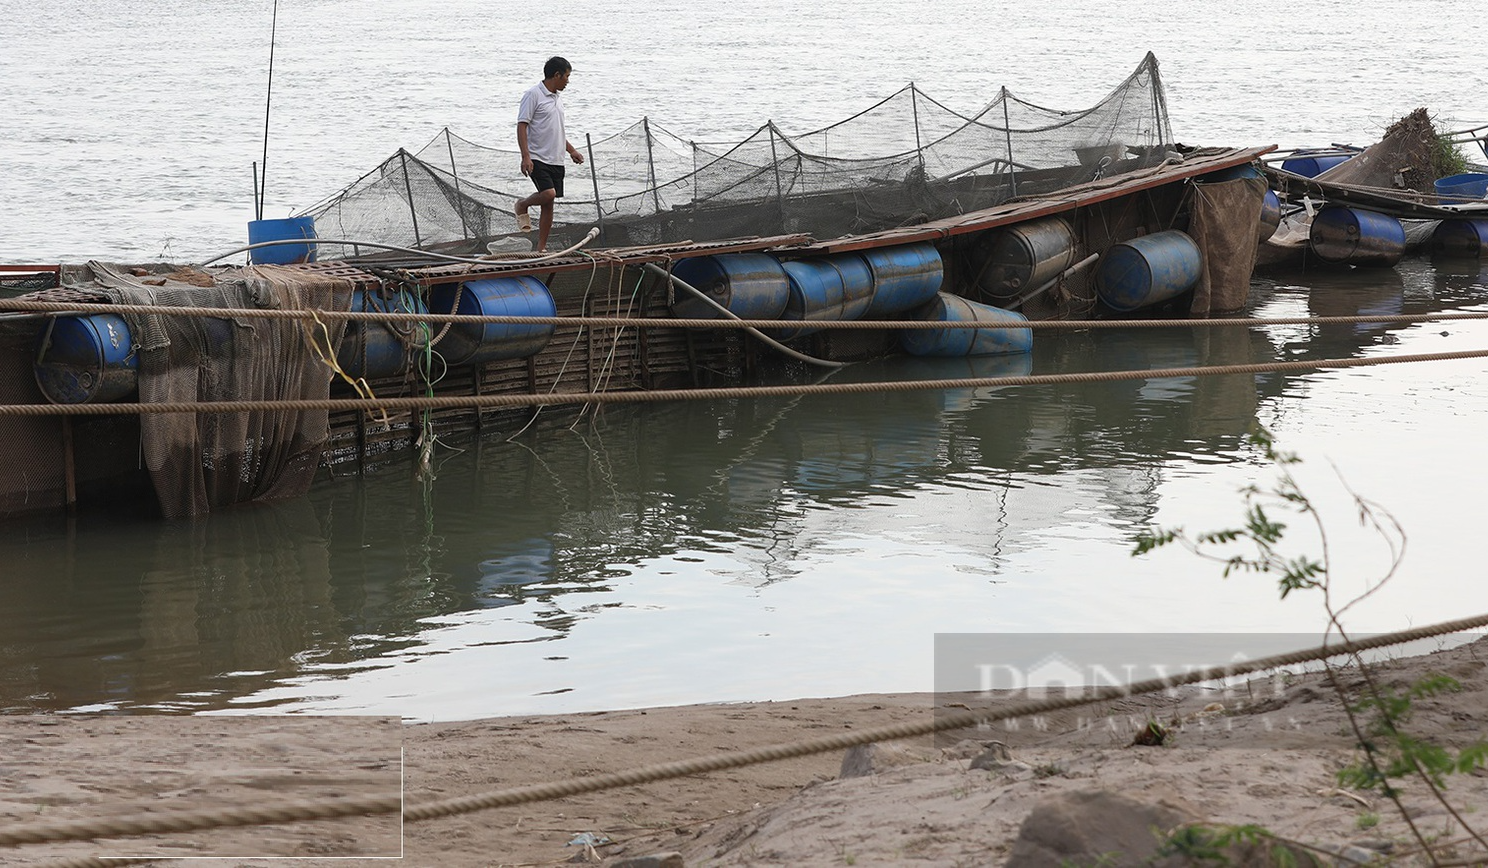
247,216,317,265
33,314,139,404
970,217,1077,301
1431,219,1488,259
336,290,430,380
857,242,944,317
1280,153,1352,178
1258,189,1282,242
899,293,1033,357
772,257,874,339
1434,173,1488,205
1096,230,1203,312
428,276,557,366
1307,206,1406,267
670,253,789,319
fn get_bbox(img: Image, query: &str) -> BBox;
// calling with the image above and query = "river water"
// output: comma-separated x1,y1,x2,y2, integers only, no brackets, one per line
1,0,1486,719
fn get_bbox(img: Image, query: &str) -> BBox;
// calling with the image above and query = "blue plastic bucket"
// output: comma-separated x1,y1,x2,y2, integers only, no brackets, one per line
1307,206,1406,267
336,290,430,380
247,216,317,265
899,293,1032,357
1280,153,1352,178
857,242,944,317
428,276,556,365
1431,219,1488,259
1434,173,1488,204
1096,230,1203,312
670,253,789,320
970,217,1077,301
34,314,139,404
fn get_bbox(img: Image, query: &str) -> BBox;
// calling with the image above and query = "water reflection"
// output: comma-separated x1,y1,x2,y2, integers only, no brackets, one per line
2,259,1485,714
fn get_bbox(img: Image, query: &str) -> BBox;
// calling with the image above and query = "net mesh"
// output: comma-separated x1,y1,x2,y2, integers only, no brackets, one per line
83,262,354,519
303,53,1173,255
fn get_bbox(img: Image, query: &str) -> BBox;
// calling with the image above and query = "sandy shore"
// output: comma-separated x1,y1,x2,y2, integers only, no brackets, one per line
4,638,1488,866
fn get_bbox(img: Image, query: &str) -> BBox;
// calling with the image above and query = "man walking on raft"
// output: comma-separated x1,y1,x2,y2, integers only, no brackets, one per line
515,56,584,252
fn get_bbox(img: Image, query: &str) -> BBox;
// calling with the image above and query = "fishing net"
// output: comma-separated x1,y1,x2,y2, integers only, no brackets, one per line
302,53,1174,256
1188,175,1267,315
80,262,354,519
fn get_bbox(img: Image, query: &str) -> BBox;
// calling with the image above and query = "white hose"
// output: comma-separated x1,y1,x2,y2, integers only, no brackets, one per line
196,227,600,268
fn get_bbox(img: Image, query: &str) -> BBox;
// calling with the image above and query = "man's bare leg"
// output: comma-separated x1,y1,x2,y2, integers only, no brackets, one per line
537,200,556,252
515,188,557,245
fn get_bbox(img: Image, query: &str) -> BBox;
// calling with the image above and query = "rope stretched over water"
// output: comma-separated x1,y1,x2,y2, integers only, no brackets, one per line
5,296,1488,331
9,612,1488,862
1,347,1487,417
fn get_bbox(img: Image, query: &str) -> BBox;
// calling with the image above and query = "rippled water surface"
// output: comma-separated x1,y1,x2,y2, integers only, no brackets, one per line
2,0,1487,719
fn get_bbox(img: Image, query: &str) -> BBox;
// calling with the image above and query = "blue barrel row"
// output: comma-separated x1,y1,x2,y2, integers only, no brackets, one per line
670,242,947,333
668,242,1036,357
34,277,558,405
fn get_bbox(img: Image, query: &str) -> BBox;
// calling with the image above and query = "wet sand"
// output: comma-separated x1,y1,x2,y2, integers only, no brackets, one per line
5,638,1488,866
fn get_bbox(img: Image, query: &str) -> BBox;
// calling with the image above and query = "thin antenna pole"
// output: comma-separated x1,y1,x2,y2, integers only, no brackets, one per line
259,0,281,220
252,161,261,222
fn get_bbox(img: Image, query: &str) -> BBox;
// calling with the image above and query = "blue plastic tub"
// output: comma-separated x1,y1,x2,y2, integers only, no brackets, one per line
34,314,139,404
899,293,1032,357
670,253,790,320
857,242,943,317
428,276,557,365
1096,231,1203,312
1435,173,1488,205
1307,207,1406,267
247,216,317,265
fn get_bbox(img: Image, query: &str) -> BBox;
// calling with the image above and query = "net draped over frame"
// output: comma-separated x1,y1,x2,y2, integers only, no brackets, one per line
84,263,354,519
303,53,1174,255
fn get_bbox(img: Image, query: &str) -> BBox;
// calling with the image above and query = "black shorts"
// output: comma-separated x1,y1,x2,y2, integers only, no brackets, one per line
530,160,566,197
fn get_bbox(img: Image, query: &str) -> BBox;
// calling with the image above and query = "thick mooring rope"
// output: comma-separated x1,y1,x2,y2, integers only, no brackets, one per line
1,348,1487,417
7,612,1488,861
5,295,1488,331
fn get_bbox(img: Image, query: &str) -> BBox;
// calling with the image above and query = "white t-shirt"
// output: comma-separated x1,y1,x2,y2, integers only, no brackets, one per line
517,82,567,165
